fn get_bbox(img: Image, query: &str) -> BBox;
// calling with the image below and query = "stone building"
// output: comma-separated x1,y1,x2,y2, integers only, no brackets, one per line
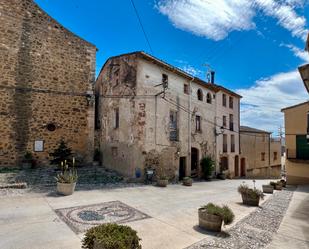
0,0,96,167
215,86,242,177
240,126,281,178
95,51,241,180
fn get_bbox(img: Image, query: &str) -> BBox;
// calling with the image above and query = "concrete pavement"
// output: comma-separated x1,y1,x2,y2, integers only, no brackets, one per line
0,179,274,249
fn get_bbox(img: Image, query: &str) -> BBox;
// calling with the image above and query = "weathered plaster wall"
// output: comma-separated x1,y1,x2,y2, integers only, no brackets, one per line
0,0,96,166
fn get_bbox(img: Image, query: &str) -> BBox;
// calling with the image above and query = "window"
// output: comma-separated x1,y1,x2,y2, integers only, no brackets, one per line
162,74,168,89
169,110,178,141
229,96,233,109
273,152,278,161
184,84,189,94
195,115,201,132
206,93,212,104
223,134,228,153
231,135,235,152
112,147,118,157
114,108,119,129
223,116,227,127
261,152,265,161
222,94,227,107
197,89,203,101
229,114,234,131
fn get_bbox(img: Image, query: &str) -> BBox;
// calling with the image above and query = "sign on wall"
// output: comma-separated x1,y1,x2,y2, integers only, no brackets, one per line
34,140,44,152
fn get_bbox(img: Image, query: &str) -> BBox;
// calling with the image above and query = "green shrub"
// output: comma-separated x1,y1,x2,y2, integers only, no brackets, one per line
200,156,215,179
200,203,234,225
49,139,72,166
269,181,276,187
238,183,264,199
24,151,33,161
82,224,141,249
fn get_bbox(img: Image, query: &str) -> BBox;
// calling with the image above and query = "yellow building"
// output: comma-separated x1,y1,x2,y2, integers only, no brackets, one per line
281,102,309,184
240,126,281,178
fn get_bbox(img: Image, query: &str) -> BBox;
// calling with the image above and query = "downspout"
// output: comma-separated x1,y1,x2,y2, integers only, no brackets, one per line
187,77,194,176
268,133,271,178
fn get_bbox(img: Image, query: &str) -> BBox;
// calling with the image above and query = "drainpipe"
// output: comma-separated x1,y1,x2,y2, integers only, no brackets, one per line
268,133,271,178
187,77,194,176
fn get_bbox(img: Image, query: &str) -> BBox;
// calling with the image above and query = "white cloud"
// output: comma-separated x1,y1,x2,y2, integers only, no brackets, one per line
157,0,307,41
236,71,308,133
181,65,202,77
281,43,309,62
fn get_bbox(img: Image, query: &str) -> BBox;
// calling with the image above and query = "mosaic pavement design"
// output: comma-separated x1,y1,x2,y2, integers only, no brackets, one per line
55,201,150,233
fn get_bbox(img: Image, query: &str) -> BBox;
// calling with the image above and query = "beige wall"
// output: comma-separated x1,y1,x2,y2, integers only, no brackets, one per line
240,132,281,178
215,91,241,177
283,102,309,184
96,55,218,179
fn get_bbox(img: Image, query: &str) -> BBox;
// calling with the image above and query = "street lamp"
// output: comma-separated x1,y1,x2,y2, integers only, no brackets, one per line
215,126,225,136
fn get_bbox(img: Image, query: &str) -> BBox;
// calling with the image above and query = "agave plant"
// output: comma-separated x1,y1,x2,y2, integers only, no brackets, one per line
55,162,78,184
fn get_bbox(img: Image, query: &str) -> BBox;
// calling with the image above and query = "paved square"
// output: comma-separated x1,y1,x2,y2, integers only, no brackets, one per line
55,200,150,233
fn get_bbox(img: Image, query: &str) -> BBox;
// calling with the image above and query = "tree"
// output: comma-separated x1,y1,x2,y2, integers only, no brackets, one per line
49,139,72,166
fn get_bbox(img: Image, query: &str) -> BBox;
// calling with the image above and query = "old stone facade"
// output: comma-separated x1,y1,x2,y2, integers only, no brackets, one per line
95,52,241,180
240,126,282,178
0,0,96,167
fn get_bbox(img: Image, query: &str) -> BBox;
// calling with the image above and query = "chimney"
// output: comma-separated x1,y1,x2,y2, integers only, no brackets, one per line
210,71,215,84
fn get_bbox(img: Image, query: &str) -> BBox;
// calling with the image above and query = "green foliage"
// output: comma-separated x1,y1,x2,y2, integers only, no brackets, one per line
55,165,78,183
238,183,264,199
201,203,235,225
49,139,72,166
183,176,192,180
82,224,141,249
200,156,215,179
24,151,33,161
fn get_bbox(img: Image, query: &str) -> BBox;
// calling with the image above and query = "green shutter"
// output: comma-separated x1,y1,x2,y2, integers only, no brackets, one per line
296,135,309,160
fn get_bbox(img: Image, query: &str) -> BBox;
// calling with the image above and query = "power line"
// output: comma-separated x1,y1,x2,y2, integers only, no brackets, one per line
129,0,154,54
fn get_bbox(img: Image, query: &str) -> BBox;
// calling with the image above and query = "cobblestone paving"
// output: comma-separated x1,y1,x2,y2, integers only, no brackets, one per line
188,188,295,249
55,201,150,233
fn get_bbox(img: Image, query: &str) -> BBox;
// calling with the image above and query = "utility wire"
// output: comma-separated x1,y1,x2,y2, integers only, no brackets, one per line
129,0,154,54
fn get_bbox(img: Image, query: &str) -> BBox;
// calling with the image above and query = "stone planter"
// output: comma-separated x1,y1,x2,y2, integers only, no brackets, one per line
198,208,223,232
157,179,168,187
275,184,282,190
183,178,193,186
217,173,226,180
262,185,274,194
57,182,76,196
241,193,260,206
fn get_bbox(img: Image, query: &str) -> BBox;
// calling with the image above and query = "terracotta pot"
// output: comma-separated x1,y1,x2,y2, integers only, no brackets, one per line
157,179,168,187
198,208,223,232
57,182,76,196
262,185,274,194
183,178,193,186
241,193,260,206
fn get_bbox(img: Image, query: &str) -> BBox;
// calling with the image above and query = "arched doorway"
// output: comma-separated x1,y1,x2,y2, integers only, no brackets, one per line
241,158,246,177
191,147,199,178
234,155,239,177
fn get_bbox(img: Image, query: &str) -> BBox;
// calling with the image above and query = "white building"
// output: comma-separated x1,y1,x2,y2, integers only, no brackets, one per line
95,52,241,180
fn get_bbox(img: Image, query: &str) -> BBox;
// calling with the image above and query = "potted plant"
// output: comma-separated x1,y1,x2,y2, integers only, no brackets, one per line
200,156,215,181
270,181,282,190
55,160,78,196
198,203,234,232
82,223,141,249
157,176,168,187
280,179,286,188
238,183,264,206
183,176,193,186
93,148,101,166
262,184,274,194
22,151,33,169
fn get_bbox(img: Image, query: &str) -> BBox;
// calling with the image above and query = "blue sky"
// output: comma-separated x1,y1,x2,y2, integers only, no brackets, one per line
35,0,309,134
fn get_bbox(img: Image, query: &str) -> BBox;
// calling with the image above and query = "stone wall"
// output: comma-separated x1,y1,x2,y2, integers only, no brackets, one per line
0,0,96,167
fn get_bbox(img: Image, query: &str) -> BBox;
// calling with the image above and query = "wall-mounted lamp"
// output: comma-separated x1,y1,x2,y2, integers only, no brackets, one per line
86,90,95,106
215,126,225,136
